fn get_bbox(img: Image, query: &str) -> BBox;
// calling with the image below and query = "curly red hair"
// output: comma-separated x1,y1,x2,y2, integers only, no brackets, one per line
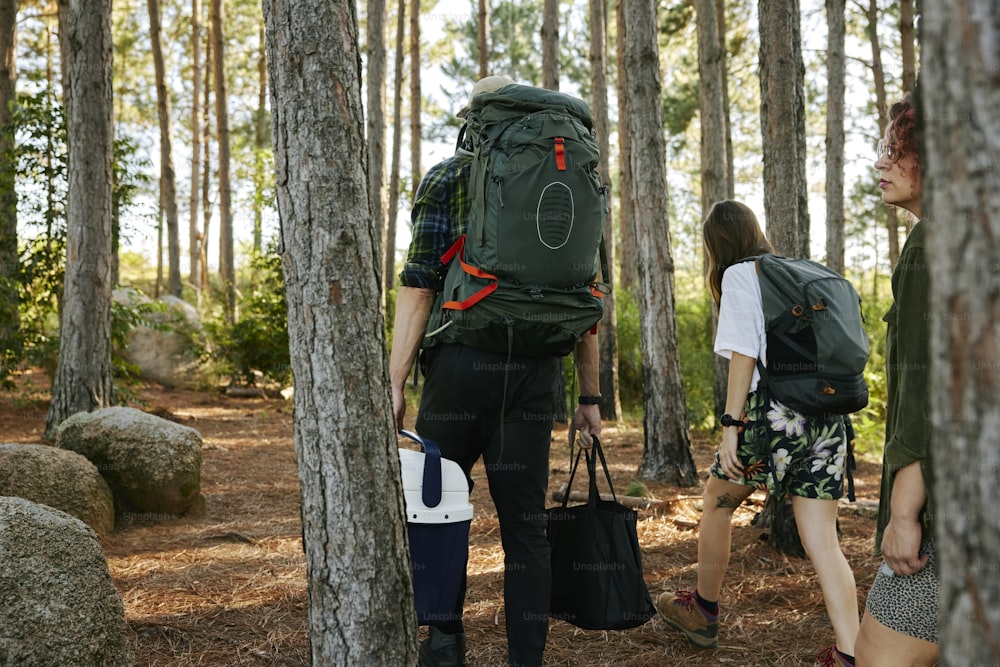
887,96,920,172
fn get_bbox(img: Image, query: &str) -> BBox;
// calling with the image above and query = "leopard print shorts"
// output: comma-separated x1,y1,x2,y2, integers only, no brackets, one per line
865,540,939,644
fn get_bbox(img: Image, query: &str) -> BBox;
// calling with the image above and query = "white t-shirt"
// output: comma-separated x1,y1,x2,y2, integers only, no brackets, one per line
714,262,767,392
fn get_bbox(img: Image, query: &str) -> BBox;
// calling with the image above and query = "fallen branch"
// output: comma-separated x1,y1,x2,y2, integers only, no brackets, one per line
550,486,664,509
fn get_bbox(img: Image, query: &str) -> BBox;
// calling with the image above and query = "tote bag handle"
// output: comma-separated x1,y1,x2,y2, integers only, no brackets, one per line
560,435,617,508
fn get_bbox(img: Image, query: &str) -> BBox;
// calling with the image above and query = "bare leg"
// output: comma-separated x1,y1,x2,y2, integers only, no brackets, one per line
856,611,939,667
792,496,860,656
695,475,755,601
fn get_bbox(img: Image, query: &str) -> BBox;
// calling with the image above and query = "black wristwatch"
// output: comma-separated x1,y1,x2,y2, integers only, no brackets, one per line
578,395,602,405
720,413,744,428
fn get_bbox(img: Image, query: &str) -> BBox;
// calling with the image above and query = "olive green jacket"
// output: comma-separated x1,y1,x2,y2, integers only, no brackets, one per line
874,220,934,555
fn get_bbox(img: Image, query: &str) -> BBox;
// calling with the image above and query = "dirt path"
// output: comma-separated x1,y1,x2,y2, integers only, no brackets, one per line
0,376,884,666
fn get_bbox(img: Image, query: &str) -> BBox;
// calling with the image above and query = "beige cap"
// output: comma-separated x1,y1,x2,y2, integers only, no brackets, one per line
457,75,515,118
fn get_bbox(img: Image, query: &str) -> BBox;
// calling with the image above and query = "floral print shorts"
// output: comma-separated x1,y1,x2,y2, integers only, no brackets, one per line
710,390,849,500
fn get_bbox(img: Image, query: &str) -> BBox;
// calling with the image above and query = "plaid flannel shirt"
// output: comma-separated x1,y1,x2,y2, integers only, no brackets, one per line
398,151,473,291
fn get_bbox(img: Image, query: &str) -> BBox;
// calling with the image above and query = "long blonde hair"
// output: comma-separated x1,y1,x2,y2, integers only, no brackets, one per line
703,200,774,305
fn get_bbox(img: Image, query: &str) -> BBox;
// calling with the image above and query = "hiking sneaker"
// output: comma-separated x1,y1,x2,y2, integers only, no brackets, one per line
656,589,719,649
817,645,855,667
418,627,467,667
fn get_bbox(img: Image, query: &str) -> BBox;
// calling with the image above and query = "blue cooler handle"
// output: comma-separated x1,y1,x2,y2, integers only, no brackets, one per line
399,430,443,508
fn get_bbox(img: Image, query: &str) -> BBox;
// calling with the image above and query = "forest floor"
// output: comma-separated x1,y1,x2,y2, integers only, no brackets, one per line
0,370,886,667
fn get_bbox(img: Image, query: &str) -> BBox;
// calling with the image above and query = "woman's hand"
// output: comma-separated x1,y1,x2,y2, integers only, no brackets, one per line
881,517,928,576
718,426,745,481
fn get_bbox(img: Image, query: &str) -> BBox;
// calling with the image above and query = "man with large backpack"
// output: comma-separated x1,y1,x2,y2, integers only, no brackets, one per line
389,76,605,667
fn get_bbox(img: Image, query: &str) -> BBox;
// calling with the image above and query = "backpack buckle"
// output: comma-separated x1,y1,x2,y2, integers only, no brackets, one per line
791,304,805,317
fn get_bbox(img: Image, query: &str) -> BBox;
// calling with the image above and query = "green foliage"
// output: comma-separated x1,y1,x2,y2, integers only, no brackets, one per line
204,242,290,386
847,274,893,456
614,288,643,416
674,291,715,429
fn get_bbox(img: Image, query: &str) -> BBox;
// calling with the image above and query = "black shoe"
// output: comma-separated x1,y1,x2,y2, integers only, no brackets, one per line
417,627,467,667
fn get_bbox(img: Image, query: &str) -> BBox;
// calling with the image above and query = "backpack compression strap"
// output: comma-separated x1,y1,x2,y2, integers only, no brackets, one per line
440,235,498,310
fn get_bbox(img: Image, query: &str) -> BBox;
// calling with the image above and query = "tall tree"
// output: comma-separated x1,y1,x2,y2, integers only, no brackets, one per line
757,0,810,556
253,18,267,254
759,0,809,259
865,0,901,268
367,0,387,300
189,0,203,296
697,0,732,423
615,0,635,292
541,0,558,89
262,1,417,662
923,3,1000,663
623,0,697,486
476,0,487,78
825,0,846,274
384,0,404,296
589,0,621,422
211,0,235,320
408,0,420,200
200,34,213,293
0,0,18,380
46,0,114,439
899,0,916,93
148,0,182,297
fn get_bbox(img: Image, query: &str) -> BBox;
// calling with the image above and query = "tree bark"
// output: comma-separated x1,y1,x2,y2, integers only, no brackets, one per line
899,0,916,93
46,0,114,440
385,0,405,296
922,4,1000,663
253,19,267,254
758,0,809,259
408,0,420,199
0,0,18,379
825,0,846,275
211,0,234,320
189,0,202,297
262,1,417,662
623,0,697,487
615,0,634,293
757,0,810,555
589,0,621,423
367,0,387,302
476,0,487,78
200,33,213,293
697,0,732,423
866,0,900,268
541,0,558,90
148,0,182,297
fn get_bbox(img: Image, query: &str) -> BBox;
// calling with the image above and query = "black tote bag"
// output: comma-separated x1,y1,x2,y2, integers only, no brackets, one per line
546,435,656,630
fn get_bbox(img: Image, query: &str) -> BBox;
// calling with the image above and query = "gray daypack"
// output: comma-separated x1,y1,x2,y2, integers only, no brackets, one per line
743,253,870,415
426,84,608,357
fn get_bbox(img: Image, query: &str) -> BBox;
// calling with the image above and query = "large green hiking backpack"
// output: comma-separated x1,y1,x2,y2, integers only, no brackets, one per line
426,84,608,357
743,254,870,415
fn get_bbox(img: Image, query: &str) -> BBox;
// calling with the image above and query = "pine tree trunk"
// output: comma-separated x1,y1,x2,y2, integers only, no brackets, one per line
263,2,418,663
148,0,181,297
476,0,487,78
759,0,809,259
200,34,212,293
408,0,420,199
923,4,1000,662
0,0,18,378
899,0,916,93
384,0,405,296
46,0,114,440
541,0,558,90
615,0,635,293
589,0,621,423
253,19,266,254
757,0,810,555
697,0,731,423
189,0,202,296
211,0,234,320
623,0,697,487
825,0,846,275
366,0,387,300
866,0,900,268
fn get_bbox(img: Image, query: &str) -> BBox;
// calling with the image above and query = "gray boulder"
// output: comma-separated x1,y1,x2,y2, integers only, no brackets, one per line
113,288,212,388
0,443,115,536
56,406,203,518
0,496,133,667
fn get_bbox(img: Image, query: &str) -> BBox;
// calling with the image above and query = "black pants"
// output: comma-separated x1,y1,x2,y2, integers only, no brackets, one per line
416,343,561,667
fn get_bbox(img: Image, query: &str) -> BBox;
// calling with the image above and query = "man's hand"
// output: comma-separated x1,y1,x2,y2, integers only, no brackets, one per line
572,403,601,447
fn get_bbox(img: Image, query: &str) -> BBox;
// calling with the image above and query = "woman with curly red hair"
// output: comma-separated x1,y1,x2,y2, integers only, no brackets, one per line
854,95,939,667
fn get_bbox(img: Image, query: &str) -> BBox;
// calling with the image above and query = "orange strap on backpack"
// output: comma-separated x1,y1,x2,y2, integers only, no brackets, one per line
440,235,498,311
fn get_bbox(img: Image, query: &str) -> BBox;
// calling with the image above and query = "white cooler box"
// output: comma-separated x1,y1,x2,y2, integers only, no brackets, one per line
398,430,473,626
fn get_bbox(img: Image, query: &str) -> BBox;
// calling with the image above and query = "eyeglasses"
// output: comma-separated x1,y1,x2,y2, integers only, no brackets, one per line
876,138,899,161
